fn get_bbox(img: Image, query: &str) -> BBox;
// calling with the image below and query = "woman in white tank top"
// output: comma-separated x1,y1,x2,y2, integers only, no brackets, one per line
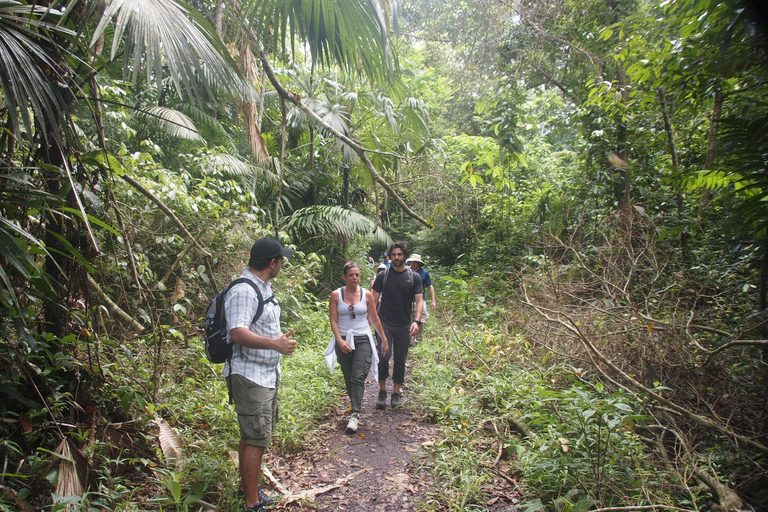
325,261,388,434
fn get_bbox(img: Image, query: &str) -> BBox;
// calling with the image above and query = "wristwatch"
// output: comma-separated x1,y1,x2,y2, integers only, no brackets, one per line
416,319,423,325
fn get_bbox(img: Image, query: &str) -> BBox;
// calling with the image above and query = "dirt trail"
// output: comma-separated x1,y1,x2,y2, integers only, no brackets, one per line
268,373,439,511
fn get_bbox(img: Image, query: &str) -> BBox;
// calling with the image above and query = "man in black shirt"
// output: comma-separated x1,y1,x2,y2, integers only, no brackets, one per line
372,241,424,408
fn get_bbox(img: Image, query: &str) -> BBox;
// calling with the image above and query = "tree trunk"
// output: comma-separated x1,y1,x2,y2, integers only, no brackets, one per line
760,232,768,311
343,162,350,208
658,88,688,263
700,89,723,217
214,0,223,37
616,64,630,210
275,97,287,237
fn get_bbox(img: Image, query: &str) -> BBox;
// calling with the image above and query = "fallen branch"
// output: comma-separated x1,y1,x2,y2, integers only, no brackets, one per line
259,54,433,229
87,274,145,333
278,468,370,505
692,467,744,512
261,464,289,495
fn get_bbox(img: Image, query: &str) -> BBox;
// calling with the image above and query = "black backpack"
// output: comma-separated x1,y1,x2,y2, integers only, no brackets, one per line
203,278,274,363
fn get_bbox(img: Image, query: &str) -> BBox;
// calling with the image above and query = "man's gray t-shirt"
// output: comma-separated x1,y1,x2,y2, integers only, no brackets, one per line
373,267,423,326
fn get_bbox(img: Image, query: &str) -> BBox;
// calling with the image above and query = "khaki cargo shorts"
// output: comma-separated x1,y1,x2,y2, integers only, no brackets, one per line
227,373,279,447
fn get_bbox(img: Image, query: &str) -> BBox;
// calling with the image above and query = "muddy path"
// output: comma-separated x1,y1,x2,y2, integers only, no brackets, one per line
267,375,439,511
263,356,522,511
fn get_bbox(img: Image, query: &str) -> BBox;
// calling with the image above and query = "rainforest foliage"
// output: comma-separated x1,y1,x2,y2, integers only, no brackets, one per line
1,0,768,510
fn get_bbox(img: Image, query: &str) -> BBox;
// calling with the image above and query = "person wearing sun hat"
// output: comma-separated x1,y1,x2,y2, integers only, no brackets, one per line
370,262,387,292
406,253,435,345
225,237,296,511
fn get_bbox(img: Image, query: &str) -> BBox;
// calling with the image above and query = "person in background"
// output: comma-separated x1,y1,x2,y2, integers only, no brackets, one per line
325,262,388,433
225,238,297,511
382,252,390,268
371,241,423,409
366,254,375,268
406,254,435,345
370,262,387,291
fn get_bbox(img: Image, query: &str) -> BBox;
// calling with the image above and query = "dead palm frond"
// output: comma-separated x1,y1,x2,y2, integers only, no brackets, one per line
155,414,185,469
53,438,85,509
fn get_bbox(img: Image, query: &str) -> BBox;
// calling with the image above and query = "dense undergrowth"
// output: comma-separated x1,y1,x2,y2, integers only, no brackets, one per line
407,212,768,512
4,212,768,512
4,218,768,512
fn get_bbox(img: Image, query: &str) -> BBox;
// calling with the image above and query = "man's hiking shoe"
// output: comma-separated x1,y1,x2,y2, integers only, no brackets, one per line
376,390,387,409
242,489,275,511
346,414,359,434
391,392,402,408
258,489,275,505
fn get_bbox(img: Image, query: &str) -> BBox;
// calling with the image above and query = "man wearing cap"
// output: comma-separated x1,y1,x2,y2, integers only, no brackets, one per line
225,237,296,511
406,253,435,345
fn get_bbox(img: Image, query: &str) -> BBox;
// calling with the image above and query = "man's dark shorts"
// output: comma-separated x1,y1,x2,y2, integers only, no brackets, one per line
227,373,279,447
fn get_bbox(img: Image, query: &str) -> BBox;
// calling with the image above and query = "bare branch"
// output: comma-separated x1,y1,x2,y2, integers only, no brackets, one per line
521,285,768,455
120,173,211,259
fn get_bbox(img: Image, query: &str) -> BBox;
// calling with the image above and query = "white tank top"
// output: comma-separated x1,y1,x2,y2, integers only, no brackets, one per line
336,287,370,336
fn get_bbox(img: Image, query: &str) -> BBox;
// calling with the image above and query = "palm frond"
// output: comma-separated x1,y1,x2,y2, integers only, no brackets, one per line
244,0,398,84
285,205,391,245
202,153,278,184
0,2,75,143
178,104,240,155
137,106,204,141
0,172,59,310
92,0,253,101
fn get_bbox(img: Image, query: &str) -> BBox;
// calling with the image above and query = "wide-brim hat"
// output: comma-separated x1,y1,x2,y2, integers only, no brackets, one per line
250,238,294,262
377,263,387,270
407,253,424,265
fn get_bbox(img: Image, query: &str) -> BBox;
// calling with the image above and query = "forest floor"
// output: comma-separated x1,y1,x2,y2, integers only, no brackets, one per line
262,357,523,511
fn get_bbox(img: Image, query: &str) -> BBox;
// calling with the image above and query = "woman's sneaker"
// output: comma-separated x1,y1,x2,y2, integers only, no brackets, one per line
391,392,402,408
346,414,359,434
376,390,387,409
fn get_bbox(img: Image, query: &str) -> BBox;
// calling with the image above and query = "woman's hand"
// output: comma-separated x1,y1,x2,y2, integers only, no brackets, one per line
337,338,353,353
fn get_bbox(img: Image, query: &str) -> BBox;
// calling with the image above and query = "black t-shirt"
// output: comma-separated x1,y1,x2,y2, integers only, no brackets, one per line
373,267,424,325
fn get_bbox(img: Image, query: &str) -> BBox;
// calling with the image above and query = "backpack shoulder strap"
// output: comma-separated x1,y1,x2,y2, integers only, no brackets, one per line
228,278,267,325
376,268,390,312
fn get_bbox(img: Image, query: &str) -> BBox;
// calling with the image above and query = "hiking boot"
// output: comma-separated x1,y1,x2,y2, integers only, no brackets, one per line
391,392,402,408
258,490,275,505
376,390,387,409
242,490,275,511
346,414,359,434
